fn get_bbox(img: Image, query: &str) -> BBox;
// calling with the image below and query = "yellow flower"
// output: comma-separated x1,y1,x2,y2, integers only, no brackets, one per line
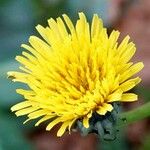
8,12,144,137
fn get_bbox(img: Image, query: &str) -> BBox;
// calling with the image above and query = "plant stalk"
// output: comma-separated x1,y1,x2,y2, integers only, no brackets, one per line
117,102,150,128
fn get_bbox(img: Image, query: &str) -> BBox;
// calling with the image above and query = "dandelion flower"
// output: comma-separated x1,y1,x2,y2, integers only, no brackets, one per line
8,12,144,137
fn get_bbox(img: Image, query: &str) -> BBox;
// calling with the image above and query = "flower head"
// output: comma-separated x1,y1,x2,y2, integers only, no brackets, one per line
8,12,143,137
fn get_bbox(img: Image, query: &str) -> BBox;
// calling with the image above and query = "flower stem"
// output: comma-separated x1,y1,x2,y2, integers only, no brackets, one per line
117,102,150,128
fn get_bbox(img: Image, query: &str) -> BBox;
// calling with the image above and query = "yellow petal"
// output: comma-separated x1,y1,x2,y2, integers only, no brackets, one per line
36,25,49,43
23,118,32,124
83,116,90,128
11,101,31,112
121,93,138,102
57,121,71,137
15,107,38,116
56,17,68,38
103,103,113,112
21,44,38,57
117,35,130,56
119,62,144,83
63,14,75,33
16,89,35,96
107,89,122,102
29,36,51,58
28,110,49,119
96,106,107,115
120,77,141,92
109,30,120,49
35,115,55,126
68,119,76,133
119,42,136,63
46,117,62,131
91,14,103,38
7,71,27,83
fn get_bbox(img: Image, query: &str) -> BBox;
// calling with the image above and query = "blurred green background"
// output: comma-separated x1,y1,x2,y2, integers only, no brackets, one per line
0,0,150,150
